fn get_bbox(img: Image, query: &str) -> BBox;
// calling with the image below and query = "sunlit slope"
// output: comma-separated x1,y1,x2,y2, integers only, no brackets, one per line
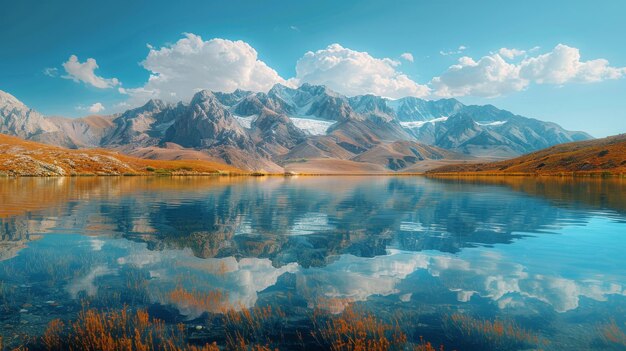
0,134,241,176
428,134,626,175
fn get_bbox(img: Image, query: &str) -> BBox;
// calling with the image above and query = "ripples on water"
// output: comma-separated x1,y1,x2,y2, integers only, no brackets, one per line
0,176,625,350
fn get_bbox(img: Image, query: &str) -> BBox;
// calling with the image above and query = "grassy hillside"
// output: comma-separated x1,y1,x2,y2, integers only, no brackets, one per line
428,134,626,176
0,134,242,176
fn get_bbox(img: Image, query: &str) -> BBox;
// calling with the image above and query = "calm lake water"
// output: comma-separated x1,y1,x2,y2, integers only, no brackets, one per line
0,176,625,350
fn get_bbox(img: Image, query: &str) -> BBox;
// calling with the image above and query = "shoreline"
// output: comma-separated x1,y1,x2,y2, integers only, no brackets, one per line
0,171,624,178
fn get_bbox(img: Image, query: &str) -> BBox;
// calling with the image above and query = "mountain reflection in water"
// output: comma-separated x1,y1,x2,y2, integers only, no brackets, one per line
0,176,625,350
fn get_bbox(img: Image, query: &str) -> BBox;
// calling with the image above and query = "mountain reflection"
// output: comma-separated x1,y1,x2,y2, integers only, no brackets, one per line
1,176,624,266
1,176,625,351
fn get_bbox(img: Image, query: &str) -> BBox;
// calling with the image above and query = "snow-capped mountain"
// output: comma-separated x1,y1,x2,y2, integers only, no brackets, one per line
0,85,593,172
408,105,591,158
0,90,59,138
348,95,464,123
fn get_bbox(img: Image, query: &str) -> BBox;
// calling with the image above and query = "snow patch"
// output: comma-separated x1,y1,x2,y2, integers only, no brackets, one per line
476,120,507,126
385,98,402,111
234,115,257,129
400,116,448,129
290,117,336,135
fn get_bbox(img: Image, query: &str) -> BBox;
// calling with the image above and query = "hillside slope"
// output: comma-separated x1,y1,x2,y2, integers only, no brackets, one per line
0,134,241,176
428,134,626,175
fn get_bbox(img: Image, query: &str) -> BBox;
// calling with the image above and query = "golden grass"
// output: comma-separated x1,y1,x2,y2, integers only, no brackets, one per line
12,301,456,351
39,307,219,351
168,286,229,314
222,305,287,350
42,318,65,350
429,133,626,176
311,305,408,351
0,134,242,176
444,313,546,349
413,336,444,351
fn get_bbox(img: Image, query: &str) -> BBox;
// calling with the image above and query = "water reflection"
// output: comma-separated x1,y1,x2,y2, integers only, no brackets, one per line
0,176,625,350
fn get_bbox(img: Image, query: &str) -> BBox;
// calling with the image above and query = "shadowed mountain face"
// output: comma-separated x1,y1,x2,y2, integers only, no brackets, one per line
0,86,592,172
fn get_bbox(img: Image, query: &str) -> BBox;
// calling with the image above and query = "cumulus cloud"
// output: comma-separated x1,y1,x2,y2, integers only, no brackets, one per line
125,33,287,104
117,38,625,105
498,48,526,59
62,55,120,88
290,44,430,98
88,102,105,114
430,54,528,97
431,44,626,97
519,44,626,84
400,52,414,62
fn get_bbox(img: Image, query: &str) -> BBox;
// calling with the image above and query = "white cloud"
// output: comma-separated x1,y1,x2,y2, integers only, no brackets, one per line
125,33,287,105
62,55,120,89
88,102,105,114
498,48,526,59
430,54,528,98
295,248,626,314
440,45,467,56
400,52,414,62
290,44,430,98
431,44,626,97
117,38,625,105
75,102,106,114
519,44,626,84
43,67,58,77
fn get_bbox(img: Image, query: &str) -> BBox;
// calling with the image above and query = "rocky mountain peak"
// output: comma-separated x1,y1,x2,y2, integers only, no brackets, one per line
190,89,216,104
0,90,59,138
0,90,25,108
298,83,338,97
142,99,167,111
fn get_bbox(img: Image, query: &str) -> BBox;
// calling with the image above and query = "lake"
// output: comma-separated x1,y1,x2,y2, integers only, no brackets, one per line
0,176,625,350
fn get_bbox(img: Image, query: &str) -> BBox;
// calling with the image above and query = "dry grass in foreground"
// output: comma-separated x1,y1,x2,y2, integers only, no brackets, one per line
443,313,546,350
311,306,447,351
0,134,241,176
13,303,450,351
38,307,218,351
428,133,626,176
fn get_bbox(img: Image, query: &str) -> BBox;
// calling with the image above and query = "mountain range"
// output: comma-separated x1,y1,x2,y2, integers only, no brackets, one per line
0,84,592,172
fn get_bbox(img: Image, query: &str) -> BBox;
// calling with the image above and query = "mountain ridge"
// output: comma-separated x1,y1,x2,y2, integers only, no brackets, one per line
0,86,593,173
427,134,626,175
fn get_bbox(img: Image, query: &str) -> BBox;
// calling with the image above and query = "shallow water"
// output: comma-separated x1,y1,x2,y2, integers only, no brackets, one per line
0,176,625,350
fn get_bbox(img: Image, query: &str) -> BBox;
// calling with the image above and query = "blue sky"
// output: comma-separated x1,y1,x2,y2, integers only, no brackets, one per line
1,0,625,137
